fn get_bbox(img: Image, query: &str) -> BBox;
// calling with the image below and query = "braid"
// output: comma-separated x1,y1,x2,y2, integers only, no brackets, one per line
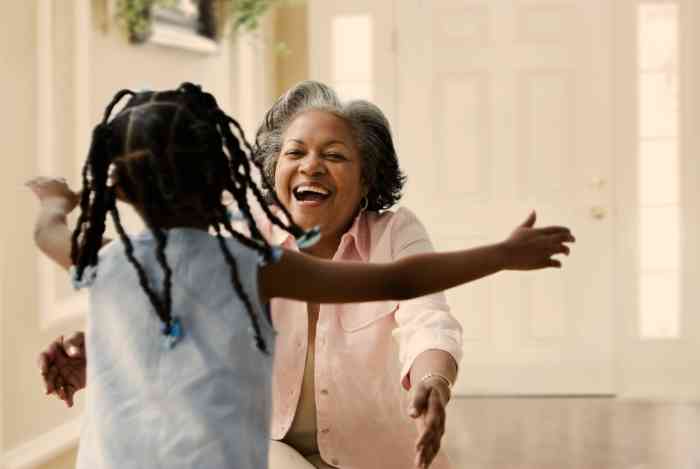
211,221,269,354
102,89,135,122
71,140,96,267
219,212,268,256
71,89,135,280
217,112,305,239
179,83,305,239
150,225,173,326
72,124,113,278
108,194,170,326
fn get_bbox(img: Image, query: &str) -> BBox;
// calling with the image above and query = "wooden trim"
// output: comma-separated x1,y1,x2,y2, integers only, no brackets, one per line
149,22,219,54
36,1,91,331
2,418,81,469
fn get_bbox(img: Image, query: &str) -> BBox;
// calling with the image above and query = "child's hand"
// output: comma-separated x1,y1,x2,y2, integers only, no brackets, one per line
502,211,575,270
38,332,86,408
25,177,80,213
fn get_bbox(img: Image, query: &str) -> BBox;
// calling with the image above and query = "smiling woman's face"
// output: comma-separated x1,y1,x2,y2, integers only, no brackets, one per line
275,110,366,248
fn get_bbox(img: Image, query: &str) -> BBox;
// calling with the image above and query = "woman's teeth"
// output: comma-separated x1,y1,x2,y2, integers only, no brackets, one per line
293,185,331,201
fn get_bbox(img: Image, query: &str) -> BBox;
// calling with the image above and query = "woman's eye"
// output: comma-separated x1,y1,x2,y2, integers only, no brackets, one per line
325,153,345,160
285,150,303,157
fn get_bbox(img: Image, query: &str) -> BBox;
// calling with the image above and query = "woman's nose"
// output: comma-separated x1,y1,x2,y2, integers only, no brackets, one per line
299,153,326,176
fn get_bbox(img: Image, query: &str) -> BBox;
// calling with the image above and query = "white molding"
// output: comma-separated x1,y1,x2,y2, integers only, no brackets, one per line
40,291,90,331
36,0,54,175
1,230,4,465
234,15,277,136
36,1,91,331
2,417,81,469
74,0,91,177
149,22,219,54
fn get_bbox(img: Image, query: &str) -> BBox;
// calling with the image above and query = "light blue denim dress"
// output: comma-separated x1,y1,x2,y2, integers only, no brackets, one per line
75,228,276,469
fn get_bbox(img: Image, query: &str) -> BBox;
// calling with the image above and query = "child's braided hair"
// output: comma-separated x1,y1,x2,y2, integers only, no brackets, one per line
70,83,307,353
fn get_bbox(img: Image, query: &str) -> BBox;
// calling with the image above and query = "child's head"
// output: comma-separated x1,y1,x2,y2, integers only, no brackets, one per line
71,83,306,352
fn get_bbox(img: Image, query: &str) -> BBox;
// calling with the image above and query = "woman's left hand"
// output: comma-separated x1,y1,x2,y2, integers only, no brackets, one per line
408,377,450,469
25,177,80,212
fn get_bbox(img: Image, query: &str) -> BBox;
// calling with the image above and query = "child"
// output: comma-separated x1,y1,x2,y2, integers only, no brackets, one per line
27,83,574,469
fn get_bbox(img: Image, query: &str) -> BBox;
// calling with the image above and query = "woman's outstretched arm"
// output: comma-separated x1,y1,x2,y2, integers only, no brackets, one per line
27,177,112,270
27,177,79,270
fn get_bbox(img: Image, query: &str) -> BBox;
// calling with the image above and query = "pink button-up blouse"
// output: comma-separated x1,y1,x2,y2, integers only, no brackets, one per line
257,206,463,469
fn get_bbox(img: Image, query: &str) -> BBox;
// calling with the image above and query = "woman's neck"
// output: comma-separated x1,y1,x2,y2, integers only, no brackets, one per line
300,210,362,259
302,235,342,259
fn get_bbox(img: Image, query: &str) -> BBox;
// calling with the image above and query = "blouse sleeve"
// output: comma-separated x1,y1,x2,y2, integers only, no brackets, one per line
389,207,464,390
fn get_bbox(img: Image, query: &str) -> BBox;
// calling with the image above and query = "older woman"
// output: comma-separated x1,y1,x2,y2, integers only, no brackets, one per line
255,82,461,469
35,82,464,468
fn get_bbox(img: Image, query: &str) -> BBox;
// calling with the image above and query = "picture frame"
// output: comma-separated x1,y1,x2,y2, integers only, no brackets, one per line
148,0,219,53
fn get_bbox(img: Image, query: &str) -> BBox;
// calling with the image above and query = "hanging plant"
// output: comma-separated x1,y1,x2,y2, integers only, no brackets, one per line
229,0,279,32
115,0,282,44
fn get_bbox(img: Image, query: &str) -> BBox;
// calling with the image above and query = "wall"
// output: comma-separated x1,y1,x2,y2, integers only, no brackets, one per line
275,1,309,97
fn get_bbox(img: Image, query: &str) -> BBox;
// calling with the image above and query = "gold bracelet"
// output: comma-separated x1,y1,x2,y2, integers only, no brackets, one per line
420,372,452,402
420,372,453,388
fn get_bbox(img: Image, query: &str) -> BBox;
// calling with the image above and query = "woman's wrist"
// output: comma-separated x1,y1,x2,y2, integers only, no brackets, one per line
420,372,452,404
39,197,74,214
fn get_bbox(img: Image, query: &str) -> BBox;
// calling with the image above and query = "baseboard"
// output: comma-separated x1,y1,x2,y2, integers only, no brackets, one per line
2,417,81,469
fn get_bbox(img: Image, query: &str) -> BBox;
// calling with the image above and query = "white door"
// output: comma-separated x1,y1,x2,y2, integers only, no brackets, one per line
613,0,700,399
308,0,396,124
310,0,616,395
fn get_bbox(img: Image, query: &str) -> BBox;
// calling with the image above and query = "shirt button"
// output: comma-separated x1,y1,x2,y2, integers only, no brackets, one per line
320,389,329,395
320,428,330,434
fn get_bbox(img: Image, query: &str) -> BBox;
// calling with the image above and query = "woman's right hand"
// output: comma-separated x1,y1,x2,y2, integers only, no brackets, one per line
25,177,80,213
38,332,87,408
502,211,576,270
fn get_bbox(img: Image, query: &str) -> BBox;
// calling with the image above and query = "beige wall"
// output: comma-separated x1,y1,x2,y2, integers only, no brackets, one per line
2,0,76,454
37,448,75,469
275,2,310,98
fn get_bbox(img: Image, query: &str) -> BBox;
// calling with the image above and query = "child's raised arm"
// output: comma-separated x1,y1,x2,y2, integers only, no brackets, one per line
259,211,574,304
26,177,111,270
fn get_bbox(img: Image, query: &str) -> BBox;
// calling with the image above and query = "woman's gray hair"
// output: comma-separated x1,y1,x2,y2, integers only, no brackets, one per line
254,81,405,211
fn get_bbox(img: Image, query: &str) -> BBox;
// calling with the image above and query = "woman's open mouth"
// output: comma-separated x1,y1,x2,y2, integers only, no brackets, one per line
292,184,332,207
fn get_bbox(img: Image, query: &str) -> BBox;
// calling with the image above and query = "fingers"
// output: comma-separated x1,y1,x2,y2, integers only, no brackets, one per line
409,383,431,418
64,331,85,358
64,384,76,408
534,227,575,242
415,391,446,447
414,390,446,468
25,176,47,187
551,242,571,256
38,352,56,395
38,336,64,394
24,177,76,202
546,233,575,261
25,176,68,186
519,210,537,229
37,350,51,376
553,232,576,244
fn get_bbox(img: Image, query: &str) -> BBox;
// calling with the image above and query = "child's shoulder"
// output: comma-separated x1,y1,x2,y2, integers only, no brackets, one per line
94,228,262,277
